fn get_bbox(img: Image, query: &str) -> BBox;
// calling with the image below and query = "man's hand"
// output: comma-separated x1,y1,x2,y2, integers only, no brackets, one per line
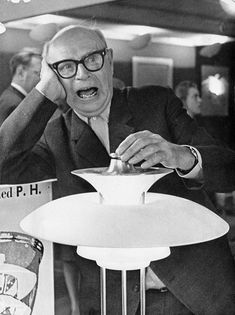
36,58,66,105
116,130,196,170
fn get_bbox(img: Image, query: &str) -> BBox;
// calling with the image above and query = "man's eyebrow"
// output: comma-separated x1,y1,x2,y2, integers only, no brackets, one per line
52,49,105,63
78,48,105,59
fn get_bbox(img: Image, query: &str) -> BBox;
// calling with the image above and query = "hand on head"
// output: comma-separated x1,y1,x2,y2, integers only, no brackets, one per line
36,58,66,105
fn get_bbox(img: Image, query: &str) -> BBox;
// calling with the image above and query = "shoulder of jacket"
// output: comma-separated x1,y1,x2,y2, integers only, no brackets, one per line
126,85,172,98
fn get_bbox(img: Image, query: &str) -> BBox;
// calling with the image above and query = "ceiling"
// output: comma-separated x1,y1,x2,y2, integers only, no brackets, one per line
58,0,235,36
2,0,235,47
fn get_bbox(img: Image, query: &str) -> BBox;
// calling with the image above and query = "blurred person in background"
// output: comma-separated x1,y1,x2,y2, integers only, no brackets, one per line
175,80,202,118
0,48,42,125
113,77,125,89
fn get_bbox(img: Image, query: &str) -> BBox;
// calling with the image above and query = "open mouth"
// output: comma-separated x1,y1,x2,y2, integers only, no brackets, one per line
76,87,98,99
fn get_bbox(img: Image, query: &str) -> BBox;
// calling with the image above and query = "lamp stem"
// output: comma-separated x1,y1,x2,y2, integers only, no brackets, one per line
140,268,146,315
100,267,106,315
121,270,127,315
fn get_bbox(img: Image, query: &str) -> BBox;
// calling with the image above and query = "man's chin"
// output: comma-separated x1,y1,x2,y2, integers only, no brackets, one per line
71,104,107,118
68,94,111,117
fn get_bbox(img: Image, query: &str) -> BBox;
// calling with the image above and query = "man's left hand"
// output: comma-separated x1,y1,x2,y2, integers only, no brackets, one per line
115,130,196,170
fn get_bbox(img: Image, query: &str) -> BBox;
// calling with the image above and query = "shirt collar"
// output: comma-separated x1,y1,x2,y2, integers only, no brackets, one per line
11,82,27,97
74,102,111,124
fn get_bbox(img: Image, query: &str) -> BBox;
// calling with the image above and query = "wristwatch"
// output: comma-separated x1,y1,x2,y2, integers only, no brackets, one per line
177,146,198,174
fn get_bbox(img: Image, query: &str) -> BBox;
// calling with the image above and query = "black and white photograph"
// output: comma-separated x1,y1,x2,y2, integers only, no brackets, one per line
1,1,235,314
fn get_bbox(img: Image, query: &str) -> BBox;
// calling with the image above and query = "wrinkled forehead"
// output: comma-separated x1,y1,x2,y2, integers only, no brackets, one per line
46,27,106,63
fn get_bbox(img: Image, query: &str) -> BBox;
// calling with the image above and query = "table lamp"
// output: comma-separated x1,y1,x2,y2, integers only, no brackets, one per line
20,155,229,315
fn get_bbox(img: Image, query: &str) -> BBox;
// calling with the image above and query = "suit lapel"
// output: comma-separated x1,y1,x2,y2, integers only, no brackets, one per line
70,112,110,168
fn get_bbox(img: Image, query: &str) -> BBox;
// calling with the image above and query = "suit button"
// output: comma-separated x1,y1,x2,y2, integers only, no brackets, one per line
132,284,140,292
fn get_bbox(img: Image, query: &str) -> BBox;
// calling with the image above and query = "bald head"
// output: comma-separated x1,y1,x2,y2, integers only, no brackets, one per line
45,25,107,63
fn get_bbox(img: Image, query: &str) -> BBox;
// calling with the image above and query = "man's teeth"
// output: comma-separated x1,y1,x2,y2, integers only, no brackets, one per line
78,88,97,99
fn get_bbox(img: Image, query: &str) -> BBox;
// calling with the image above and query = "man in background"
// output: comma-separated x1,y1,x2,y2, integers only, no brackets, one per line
0,48,41,125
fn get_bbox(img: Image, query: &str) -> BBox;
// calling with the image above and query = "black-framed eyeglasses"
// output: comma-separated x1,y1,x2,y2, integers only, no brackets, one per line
50,48,109,79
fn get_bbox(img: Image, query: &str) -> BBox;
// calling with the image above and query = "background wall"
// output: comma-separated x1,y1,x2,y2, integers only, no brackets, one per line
107,38,196,87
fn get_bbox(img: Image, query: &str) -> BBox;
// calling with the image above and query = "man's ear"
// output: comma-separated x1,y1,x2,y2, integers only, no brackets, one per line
107,48,113,63
107,48,114,75
108,48,113,59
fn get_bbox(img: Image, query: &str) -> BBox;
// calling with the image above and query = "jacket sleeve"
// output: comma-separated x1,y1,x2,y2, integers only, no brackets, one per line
128,86,235,192
0,88,58,184
0,90,22,126
164,87,235,192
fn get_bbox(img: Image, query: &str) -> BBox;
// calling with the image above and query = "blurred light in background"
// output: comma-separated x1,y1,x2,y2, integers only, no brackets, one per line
208,74,226,96
220,0,235,16
0,23,6,34
7,0,31,3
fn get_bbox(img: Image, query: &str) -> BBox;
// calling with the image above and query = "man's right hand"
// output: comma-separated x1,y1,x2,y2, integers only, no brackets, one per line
36,58,66,105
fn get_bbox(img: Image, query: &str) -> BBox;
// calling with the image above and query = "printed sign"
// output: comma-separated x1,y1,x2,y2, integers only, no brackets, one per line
0,179,56,315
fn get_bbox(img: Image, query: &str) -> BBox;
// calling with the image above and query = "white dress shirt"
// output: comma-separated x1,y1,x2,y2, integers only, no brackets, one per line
74,105,110,154
11,82,27,97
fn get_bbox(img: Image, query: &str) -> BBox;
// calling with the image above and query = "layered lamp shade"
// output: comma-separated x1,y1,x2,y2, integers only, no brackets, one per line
20,164,229,270
20,158,229,315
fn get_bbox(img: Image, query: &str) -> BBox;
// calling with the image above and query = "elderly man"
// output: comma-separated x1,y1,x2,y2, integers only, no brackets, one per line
0,48,42,125
0,25,235,315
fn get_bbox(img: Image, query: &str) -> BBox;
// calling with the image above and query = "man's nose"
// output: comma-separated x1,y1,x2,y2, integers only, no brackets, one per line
75,63,90,80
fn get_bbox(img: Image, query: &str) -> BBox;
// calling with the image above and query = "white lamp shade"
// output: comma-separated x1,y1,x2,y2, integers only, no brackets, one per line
77,246,171,270
20,192,229,248
72,167,172,204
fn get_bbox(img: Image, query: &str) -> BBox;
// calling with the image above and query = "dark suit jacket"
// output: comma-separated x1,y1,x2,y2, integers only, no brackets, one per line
0,85,25,126
0,86,235,314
